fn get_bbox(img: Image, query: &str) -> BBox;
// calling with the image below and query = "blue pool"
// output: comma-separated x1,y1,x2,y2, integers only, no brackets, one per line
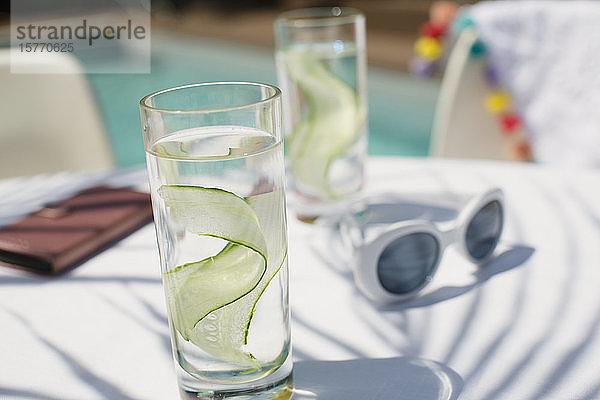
87,33,439,167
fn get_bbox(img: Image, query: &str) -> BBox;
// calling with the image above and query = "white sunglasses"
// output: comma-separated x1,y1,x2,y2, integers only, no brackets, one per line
340,188,504,304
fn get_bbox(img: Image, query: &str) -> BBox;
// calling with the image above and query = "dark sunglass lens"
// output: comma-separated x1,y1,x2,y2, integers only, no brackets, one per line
466,200,503,260
377,233,440,295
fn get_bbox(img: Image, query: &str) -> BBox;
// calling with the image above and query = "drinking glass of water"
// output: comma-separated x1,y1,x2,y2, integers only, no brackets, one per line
140,82,292,399
274,7,368,222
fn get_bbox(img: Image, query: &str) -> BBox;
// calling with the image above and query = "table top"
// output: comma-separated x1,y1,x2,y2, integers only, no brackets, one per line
1,157,599,400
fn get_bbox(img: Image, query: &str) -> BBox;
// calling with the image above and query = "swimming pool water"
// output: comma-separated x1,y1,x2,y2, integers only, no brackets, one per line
87,33,439,167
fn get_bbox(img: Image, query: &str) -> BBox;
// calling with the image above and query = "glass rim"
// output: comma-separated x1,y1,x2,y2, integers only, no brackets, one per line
274,7,364,28
139,81,282,115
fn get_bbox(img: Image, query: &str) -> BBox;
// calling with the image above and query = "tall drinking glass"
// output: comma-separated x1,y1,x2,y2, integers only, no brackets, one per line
274,7,368,221
140,83,292,399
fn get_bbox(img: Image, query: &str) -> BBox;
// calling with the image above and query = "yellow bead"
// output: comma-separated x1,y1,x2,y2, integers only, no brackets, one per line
485,92,511,114
414,37,443,61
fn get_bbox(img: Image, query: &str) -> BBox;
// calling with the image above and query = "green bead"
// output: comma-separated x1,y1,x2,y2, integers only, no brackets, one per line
470,40,487,58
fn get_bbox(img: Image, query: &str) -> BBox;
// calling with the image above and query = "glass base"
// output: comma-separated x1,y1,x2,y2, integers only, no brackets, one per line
288,189,362,224
178,357,293,400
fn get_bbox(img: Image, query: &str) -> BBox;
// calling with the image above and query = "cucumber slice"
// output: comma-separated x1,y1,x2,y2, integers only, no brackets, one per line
284,49,365,197
159,185,267,259
164,244,265,341
187,189,287,367
160,185,286,367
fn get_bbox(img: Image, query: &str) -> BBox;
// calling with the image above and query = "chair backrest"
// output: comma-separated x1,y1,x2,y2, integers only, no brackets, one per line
0,49,114,178
430,28,509,161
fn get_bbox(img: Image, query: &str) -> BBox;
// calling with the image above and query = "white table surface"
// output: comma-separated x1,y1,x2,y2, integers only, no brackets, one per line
1,157,599,400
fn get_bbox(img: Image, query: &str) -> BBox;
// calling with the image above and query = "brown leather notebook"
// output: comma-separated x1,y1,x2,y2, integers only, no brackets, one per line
0,186,153,275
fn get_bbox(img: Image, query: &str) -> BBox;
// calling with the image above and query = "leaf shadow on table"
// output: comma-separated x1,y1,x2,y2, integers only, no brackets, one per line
296,169,600,399
304,198,537,399
1,308,138,400
0,273,161,286
292,356,463,400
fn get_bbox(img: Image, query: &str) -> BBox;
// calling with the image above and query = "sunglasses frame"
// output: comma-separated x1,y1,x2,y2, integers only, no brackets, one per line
350,188,504,303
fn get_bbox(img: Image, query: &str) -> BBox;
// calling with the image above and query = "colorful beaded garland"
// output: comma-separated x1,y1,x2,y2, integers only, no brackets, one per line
411,3,533,162
481,61,533,161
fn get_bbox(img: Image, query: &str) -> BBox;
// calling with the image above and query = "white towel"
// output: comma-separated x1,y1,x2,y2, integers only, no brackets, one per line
469,0,600,166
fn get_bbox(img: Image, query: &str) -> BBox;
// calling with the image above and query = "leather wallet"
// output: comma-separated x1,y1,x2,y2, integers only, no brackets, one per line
0,186,153,275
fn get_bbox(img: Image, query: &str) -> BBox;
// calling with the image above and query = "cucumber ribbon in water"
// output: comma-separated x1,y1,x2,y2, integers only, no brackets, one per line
284,49,365,198
159,185,287,368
